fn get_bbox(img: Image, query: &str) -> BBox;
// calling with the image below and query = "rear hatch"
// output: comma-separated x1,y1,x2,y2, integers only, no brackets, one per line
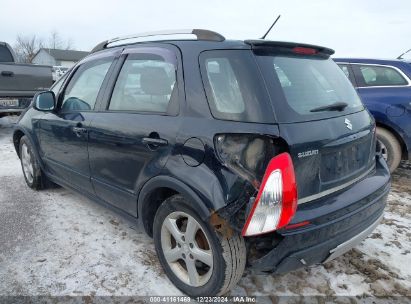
251,41,376,203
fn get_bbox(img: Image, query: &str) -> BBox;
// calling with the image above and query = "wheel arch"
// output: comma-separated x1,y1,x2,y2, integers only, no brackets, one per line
13,127,46,167
376,122,409,160
137,175,211,237
13,128,26,157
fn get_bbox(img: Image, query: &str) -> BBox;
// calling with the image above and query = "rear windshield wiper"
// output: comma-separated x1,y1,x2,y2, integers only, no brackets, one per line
310,102,348,112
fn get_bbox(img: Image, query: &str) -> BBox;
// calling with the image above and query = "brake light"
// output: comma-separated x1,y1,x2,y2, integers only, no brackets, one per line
242,153,298,236
292,47,318,55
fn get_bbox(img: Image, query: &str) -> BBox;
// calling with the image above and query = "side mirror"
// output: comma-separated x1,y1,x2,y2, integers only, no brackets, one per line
34,91,56,111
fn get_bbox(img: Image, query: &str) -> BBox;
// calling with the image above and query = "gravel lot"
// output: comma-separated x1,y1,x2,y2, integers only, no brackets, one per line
0,115,410,301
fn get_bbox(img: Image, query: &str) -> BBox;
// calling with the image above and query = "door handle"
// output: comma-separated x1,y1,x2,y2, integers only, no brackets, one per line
142,137,168,147
1,71,14,77
72,126,88,136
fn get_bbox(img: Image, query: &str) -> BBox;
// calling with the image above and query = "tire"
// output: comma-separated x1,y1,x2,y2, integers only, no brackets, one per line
19,136,47,190
153,195,246,296
376,127,402,173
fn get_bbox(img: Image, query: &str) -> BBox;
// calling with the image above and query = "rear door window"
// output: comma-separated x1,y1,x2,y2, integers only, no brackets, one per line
108,52,177,114
353,64,408,87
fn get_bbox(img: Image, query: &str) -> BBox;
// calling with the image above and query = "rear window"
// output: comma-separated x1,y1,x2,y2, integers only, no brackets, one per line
257,54,364,122
0,45,14,62
199,50,275,123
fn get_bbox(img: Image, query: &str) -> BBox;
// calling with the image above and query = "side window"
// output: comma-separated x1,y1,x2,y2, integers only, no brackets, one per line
337,64,356,86
60,58,113,112
204,58,245,114
356,65,408,87
108,52,177,113
338,64,351,78
199,50,274,123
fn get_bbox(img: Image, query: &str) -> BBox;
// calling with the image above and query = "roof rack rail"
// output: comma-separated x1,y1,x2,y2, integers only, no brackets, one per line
91,29,225,53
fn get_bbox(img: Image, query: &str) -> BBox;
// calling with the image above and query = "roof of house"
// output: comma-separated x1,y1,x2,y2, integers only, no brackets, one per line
38,48,89,62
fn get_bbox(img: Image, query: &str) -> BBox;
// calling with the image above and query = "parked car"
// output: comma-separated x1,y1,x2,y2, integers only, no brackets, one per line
13,30,390,296
0,42,53,118
335,58,411,172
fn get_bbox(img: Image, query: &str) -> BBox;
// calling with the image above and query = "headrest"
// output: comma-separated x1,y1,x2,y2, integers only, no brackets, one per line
140,67,172,95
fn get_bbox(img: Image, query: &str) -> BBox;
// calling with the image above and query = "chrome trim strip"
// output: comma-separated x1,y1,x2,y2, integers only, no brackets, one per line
298,165,375,205
324,213,384,262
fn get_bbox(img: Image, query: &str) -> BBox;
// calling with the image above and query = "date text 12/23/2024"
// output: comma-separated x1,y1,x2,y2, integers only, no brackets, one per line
148,296,257,303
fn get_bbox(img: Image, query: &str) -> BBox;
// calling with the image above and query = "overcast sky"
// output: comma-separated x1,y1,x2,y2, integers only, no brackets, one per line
1,0,410,58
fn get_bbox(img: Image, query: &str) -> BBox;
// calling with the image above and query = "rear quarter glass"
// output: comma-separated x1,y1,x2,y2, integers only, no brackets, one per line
199,50,276,123
256,54,365,123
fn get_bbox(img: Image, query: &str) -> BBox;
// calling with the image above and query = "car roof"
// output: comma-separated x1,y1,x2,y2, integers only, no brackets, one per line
333,57,407,65
129,39,251,50
90,29,334,56
85,30,336,66
87,39,252,59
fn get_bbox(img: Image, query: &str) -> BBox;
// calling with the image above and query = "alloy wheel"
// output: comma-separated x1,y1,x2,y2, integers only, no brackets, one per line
378,139,389,161
21,143,34,184
160,211,213,287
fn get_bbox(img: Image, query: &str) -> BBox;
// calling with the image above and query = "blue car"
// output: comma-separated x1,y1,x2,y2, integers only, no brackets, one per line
335,58,411,172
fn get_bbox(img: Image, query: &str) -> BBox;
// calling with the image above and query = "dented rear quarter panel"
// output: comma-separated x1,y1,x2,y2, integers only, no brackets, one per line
164,116,281,214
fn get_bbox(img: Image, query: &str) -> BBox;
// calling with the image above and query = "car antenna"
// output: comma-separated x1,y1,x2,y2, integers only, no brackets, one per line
261,15,281,39
397,48,411,59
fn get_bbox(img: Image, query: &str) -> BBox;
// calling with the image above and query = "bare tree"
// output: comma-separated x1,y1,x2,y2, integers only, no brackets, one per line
48,30,62,49
65,38,73,50
13,32,75,63
48,30,73,50
13,34,43,63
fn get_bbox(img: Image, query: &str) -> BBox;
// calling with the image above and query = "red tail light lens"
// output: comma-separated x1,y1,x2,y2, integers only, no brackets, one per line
242,153,298,236
292,47,318,55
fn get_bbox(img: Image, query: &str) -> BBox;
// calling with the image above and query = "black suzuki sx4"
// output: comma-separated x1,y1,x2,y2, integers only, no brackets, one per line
13,30,391,296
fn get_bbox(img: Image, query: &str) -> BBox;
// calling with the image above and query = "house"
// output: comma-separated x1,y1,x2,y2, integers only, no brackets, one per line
32,48,89,68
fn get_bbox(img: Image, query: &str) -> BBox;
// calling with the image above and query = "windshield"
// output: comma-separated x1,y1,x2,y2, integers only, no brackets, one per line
256,54,364,123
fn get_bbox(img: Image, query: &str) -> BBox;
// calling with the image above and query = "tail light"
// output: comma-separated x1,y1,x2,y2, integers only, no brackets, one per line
242,153,298,236
214,134,275,189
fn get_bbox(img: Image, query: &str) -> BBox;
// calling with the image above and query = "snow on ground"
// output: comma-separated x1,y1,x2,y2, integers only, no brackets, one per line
0,115,410,300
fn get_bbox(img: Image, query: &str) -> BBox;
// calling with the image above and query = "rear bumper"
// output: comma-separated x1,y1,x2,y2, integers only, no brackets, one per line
248,156,391,273
0,98,32,114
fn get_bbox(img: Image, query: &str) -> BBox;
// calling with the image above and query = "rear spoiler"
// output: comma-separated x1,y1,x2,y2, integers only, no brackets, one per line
245,40,335,58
